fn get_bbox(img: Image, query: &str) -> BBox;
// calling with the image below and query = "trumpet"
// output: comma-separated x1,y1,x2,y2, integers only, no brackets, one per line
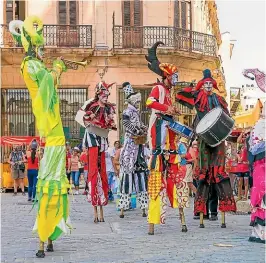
62,58,90,70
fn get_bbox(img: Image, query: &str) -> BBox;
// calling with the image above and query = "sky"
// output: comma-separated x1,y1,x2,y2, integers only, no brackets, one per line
216,0,266,89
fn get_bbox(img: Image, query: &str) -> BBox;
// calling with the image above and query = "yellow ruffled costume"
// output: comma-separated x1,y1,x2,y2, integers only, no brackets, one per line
9,16,71,242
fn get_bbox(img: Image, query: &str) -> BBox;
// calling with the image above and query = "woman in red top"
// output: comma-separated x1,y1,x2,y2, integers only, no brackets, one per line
236,130,250,201
26,146,39,202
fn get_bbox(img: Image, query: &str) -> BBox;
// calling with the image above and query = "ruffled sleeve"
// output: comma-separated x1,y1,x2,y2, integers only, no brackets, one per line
176,87,195,109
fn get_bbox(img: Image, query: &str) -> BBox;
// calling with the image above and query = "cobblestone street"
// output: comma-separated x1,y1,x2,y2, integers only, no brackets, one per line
1,193,265,263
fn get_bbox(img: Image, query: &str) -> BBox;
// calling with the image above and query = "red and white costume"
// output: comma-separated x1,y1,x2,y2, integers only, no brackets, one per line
76,82,116,207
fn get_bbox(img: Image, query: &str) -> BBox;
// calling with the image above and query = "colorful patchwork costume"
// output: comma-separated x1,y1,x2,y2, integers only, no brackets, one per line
145,42,189,233
9,16,71,257
176,69,236,221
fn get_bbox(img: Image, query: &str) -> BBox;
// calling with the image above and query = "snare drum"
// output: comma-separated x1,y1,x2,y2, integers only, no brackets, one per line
156,113,194,139
196,107,235,147
168,121,194,139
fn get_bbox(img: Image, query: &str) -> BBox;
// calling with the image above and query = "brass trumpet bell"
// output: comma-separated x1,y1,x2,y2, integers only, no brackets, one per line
62,58,90,70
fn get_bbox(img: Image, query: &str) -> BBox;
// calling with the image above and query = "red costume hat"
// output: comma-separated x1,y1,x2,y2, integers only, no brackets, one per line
159,63,178,77
195,69,220,92
95,81,115,96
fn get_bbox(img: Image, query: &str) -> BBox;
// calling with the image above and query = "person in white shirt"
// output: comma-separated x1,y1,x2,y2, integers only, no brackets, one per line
144,143,151,164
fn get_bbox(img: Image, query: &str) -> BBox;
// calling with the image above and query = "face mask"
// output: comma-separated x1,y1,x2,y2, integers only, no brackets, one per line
36,46,44,60
170,73,179,86
127,93,141,109
203,81,213,92
99,94,108,104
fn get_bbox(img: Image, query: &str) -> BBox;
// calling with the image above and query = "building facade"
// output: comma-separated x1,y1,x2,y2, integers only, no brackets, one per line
240,84,266,111
1,0,226,144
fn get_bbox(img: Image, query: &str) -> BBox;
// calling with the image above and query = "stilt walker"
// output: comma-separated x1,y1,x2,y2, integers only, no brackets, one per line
9,17,71,258
118,82,149,218
76,82,116,223
176,69,236,228
145,42,189,235
243,68,265,244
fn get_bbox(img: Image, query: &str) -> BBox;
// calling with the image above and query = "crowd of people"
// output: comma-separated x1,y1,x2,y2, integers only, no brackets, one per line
8,136,204,204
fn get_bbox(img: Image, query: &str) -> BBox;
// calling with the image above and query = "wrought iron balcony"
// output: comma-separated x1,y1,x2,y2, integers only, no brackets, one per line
113,25,217,56
0,24,92,48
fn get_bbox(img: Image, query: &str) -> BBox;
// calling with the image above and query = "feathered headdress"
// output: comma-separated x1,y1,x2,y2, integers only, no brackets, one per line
195,69,220,92
145,41,178,78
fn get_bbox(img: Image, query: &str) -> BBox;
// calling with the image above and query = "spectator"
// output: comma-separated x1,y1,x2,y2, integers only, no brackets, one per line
31,139,38,150
77,139,83,152
111,141,122,176
39,147,44,160
80,147,89,195
184,143,197,196
105,145,116,201
177,137,187,177
66,142,72,190
226,145,238,190
144,142,151,164
236,129,250,201
68,147,80,195
26,144,39,202
78,150,85,186
8,145,26,196
189,140,199,188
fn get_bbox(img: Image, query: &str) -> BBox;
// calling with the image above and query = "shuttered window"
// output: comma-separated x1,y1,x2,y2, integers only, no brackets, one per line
174,0,180,28
122,0,142,26
59,1,67,24
181,1,187,29
174,0,191,30
58,0,78,25
5,0,25,24
69,1,77,25
134,0,141,26
123,1,131,26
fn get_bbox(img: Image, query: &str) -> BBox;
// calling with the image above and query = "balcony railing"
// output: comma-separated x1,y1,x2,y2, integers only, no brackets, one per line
0,24,92,48
113,25,217,56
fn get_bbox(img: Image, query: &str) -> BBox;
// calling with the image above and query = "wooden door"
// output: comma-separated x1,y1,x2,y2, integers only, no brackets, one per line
122,0,143,48
174,0,192,51
4,0,25,46
58,0,79,47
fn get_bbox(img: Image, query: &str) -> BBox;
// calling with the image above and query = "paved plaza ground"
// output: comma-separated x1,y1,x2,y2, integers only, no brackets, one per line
1,193,265,263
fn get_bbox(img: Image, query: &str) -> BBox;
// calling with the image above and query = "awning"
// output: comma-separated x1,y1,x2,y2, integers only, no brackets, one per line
0,136,45,146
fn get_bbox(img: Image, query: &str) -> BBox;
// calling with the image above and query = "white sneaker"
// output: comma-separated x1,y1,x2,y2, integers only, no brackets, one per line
75,191,79,195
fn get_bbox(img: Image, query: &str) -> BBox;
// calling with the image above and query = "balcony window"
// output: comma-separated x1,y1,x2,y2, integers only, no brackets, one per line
58,1,79,47
174,0,191,30
5,0,25,24
122,0,143,48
